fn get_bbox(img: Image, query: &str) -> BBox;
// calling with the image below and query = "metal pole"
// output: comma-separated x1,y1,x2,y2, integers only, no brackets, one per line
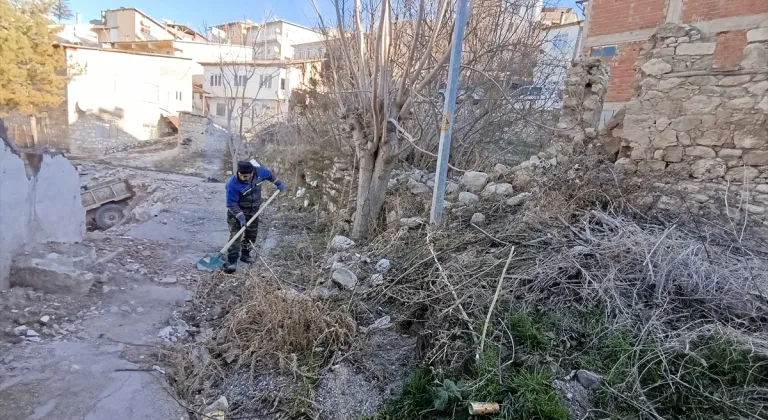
430,0,471,224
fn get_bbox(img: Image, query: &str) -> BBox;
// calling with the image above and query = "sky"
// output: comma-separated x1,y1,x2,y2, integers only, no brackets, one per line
65,0,585,30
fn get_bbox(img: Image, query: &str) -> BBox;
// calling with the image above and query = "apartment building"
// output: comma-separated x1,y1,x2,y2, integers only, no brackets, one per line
214,19,324,59
580,0,768,125
201,60,323,129
99,8,207,43
541,7,581,26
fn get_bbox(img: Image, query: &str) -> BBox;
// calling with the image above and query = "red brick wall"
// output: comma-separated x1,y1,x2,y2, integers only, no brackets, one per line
603,41,644,102
682,0,768,23
587,0,667,37
713,30,748,69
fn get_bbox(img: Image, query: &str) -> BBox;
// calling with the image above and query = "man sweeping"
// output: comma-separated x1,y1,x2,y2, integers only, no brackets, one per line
224,160,285,273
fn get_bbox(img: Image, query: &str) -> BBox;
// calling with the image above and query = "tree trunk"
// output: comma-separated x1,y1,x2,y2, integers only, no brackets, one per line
350,127,395,240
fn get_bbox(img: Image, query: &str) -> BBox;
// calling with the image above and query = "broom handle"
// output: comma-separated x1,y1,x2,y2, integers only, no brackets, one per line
219,190,281,255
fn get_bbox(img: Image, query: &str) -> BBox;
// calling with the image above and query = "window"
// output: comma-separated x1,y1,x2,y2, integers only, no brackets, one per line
260,74,272,89
234,75,247,87
175,91,183,101
307,48,314,58
280,78,286,90
552,33,568,50
216,103,226,116
143,123,158,138
591,45,617,58
210,74,222,87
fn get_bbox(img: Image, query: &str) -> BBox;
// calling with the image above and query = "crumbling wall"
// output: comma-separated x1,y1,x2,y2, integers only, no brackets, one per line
602,24,768,219
177,111,228,154
0,137,85,289
555,58,611,158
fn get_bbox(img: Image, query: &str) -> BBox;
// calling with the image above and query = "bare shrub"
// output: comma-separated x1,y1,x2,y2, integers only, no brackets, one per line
364,155,768,418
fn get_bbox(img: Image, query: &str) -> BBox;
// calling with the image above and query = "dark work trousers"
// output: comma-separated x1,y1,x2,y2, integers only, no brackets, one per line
227,210,259,262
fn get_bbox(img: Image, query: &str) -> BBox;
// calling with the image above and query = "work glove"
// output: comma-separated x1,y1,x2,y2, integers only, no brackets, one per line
275,180,286,192
236,212,247,227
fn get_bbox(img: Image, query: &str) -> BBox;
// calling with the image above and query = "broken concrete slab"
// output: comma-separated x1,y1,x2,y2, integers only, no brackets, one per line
10,258,96,295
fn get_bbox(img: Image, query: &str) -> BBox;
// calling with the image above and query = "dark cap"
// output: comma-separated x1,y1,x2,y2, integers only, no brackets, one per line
237,161,255,174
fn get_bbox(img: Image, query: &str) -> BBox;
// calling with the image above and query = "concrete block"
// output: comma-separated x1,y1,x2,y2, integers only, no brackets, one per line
10,258,95,295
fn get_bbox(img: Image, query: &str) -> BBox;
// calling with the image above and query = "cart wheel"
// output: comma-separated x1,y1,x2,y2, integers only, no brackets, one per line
95,203,125,230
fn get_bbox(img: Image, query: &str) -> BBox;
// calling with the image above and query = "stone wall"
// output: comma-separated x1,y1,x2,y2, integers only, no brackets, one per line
3,105,69,151
0,137,85,289
602,23,768,219
554,57,610,158
176,111,230,178
69,113,176,156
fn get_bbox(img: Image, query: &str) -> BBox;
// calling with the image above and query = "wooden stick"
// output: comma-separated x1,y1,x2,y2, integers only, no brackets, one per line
477,246,515,361
218,190,280,255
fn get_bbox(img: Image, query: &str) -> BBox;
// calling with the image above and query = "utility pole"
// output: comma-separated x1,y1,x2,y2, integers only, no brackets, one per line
430,0,471,224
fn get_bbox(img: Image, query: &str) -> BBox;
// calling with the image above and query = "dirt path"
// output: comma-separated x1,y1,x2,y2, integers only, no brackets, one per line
0,164,271,420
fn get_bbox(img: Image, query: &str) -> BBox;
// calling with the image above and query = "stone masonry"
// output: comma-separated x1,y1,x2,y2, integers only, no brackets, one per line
554,57,611,159
601,24,768,220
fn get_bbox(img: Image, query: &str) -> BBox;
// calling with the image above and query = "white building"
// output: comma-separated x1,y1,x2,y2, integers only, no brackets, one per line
62,45,194,154
532,20,583,109
246,20,324,60
201,60,323,130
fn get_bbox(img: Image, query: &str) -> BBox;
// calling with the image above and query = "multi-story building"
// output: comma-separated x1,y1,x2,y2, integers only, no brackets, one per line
201,59,323,129
99,8,207,43
212,21,254,45
541,7,581,26
580,0,768,126
247,20,324,60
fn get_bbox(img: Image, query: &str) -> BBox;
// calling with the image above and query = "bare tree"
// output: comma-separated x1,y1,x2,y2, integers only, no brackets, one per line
312,0,552,239
213,14,283,172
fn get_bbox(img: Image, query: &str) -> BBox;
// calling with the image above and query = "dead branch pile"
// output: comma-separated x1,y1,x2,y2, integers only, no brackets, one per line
164,268,356,417
367,157,768,418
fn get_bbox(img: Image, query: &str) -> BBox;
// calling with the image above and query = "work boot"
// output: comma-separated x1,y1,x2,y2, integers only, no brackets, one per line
223,256,238,274
240,251,254,264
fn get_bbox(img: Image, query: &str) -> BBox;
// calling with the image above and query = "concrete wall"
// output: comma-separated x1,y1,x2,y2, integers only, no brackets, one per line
65,46,194,155
0,138,85,289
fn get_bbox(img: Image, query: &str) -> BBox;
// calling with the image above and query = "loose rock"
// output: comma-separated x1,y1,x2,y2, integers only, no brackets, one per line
331,266,358,290
470,213,486,226
375,259,391,274
400,217,425,229
458,192,479,204
370,273,385,285
331,235,355,251
506,192,532,206
407,178,430,195
159,277,178,284
460,171,490,193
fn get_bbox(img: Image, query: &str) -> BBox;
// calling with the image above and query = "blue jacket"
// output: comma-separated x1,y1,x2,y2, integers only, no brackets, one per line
225,166,276,216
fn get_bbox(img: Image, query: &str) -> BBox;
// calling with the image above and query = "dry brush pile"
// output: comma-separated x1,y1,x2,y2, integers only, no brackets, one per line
364,156,768,419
